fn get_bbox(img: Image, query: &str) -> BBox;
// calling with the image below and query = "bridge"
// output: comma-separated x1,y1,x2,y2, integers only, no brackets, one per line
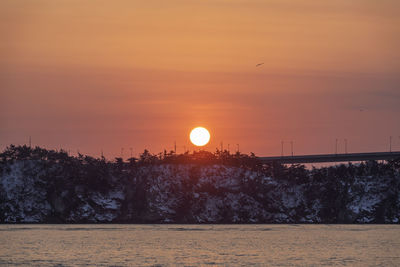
259,151,400,164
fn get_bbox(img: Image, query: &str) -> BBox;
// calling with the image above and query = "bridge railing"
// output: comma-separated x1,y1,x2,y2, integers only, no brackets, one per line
258,151,400,164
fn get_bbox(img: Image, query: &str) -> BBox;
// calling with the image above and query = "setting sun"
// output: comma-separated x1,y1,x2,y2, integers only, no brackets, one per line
190,127,210,147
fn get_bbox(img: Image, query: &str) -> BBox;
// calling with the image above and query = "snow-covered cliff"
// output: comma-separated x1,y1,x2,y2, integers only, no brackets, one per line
1,146,399,223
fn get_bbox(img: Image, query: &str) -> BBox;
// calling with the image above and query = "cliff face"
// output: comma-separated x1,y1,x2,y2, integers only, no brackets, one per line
1,154,399,223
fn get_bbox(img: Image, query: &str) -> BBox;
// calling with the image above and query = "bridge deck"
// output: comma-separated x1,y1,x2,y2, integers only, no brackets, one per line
259,151,400,164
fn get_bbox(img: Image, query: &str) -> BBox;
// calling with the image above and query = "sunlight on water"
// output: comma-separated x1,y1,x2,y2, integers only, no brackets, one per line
0,225,399,266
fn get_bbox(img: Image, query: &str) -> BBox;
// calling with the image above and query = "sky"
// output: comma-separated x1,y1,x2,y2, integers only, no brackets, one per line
1,0,400,158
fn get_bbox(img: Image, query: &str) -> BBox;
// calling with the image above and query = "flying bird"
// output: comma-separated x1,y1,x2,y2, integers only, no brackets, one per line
256,63,264,67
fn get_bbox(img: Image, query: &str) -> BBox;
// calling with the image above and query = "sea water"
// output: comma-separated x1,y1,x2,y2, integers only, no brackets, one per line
0,224,399,266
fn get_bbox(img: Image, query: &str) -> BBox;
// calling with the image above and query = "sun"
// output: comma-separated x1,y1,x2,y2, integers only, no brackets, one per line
190,127,210,146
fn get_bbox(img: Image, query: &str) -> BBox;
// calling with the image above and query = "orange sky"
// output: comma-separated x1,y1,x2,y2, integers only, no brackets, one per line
1,0,400,158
